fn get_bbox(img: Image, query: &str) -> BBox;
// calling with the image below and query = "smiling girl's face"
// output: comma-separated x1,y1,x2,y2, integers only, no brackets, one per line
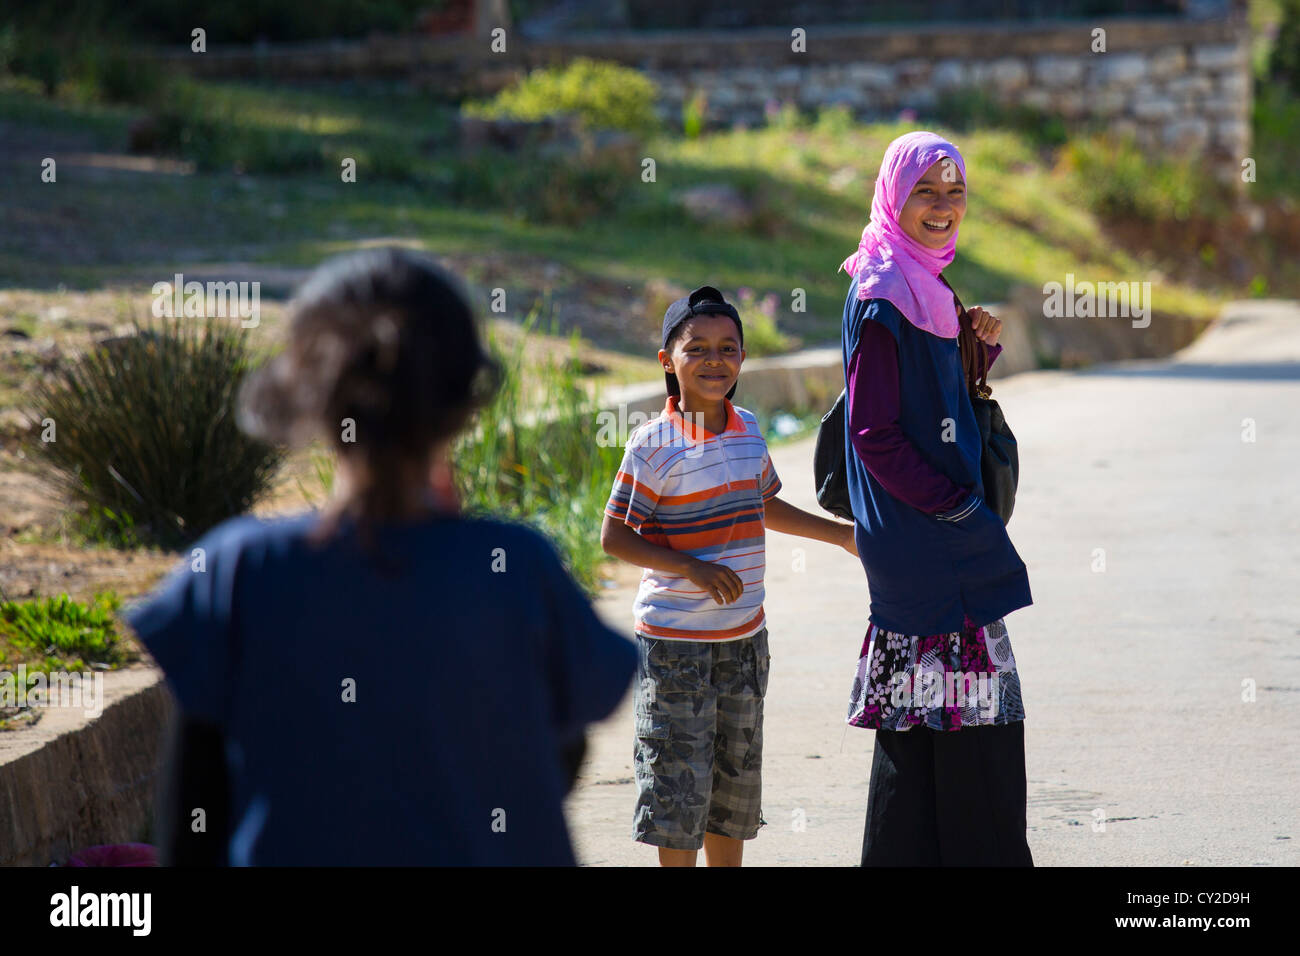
898,158,966,249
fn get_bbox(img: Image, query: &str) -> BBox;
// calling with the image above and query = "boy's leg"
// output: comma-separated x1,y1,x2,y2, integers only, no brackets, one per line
658,847,699,867
861,727,941,866
932,721,1033,866
703,627,770,866
632,636,718,863
702,832,744,867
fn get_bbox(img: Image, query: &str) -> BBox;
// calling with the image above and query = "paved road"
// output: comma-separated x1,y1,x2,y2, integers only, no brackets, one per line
566,300,1300,866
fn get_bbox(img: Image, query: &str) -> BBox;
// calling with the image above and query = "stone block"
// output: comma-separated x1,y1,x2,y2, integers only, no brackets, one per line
930,60,968,90
1218,72,1251,100
1147,47,1187,80
1193,44,1247,71
895,58,931,85
1050,89,1086,118
989,58,1029,90
1021,87,1051,110
1214,118,1251,152
1163,118,1211,150
1131,95,1177,120
1092,52,1147,86
1202,95,1246,118
1086,87,1128,116
1033,54,1085,87
1165,74,1213,98
848,63,894,88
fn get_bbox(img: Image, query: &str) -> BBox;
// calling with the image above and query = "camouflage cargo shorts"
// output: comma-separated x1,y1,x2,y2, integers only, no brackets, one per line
632,627,770,850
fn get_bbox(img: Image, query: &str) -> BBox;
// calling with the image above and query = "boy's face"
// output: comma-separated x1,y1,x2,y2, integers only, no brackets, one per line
899,158,966,250
659,313,745,405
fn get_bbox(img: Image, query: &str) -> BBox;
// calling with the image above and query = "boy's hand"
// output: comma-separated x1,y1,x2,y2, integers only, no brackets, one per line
685,557,744,605
840,522,858,557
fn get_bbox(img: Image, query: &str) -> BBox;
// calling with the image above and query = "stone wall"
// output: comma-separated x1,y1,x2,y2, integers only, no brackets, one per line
159,14,1253,180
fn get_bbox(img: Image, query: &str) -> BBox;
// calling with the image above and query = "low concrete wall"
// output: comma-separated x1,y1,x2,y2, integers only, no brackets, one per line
0,667,170,867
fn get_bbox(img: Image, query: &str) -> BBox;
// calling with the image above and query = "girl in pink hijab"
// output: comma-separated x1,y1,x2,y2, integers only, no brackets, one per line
838,131,1035,866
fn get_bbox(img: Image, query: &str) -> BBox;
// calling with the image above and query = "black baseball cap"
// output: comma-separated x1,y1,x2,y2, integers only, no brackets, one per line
661,285,744,400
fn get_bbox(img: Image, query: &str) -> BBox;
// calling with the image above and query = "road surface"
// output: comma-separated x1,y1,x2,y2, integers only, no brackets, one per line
567,300,1300,866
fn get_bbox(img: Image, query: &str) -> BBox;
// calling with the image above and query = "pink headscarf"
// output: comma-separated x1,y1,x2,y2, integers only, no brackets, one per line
839,131,967,339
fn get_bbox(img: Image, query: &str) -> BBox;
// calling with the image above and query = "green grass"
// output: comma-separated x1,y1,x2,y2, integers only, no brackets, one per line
0,592,130,674
0,75,1239,330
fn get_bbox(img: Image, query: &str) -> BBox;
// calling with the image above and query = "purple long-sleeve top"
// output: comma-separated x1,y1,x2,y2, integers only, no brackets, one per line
847,320,1002,514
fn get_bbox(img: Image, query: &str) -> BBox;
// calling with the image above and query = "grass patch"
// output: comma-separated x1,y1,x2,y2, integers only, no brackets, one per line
0,592,130,674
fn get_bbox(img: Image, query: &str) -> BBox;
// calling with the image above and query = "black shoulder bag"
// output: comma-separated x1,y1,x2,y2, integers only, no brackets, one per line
813,279,1019,525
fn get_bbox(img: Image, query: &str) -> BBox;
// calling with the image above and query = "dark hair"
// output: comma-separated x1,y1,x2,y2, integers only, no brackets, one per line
663,313,744,400
938,274,992,398
237,247,501,558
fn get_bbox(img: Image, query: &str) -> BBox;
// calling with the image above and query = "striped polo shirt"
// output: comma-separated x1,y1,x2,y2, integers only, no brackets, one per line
604,395,782,641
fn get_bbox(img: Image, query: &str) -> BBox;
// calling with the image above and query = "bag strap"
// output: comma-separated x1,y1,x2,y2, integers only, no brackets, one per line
938,274,991,400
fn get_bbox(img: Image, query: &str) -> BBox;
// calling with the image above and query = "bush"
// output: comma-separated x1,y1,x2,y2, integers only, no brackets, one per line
464,58,660,135
0,592,128,674
453,311,624,593
1252,83,1300,199
31,317,284,549
136,78,329,175
446,144,637,224
732,288,796,355
1271,0,1300,95
61,42,168,105
8,41,64,96
1061,133,1230,223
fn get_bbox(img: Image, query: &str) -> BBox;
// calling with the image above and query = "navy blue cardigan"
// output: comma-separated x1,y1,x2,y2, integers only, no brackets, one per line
840,280,1032,634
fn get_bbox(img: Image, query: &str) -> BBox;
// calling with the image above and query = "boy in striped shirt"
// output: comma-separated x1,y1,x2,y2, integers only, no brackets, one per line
601,285,857,867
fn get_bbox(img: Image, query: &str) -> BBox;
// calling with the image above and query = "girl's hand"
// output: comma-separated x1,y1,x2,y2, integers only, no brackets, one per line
684,557,745,605
967,306,1002,347
841,522,858,557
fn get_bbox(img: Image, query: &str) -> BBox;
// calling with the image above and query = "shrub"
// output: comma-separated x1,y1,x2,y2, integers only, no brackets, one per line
9,41,64,96
66,42,166,105
464,58,659,135
1061,133,1230,223
683,90,707,138
453,311,624,593
446,144,637,224
733,288,796,355
1251,83,1300,199
31,317,283,549
1271,0,1300,95
0,592,128,673
814,103,855,137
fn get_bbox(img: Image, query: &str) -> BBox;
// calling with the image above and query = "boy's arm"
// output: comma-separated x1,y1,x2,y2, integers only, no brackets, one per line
601,514,744,605
765,497,857,555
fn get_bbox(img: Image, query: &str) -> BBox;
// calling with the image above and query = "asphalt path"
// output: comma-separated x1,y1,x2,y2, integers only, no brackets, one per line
567,300,1300,866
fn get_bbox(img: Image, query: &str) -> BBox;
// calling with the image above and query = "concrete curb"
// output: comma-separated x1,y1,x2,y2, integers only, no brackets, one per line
0,667,170,867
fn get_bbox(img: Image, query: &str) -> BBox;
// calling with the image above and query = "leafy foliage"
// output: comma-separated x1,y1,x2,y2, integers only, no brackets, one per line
32,317,283,549
0,592,129,673
464,58,660,135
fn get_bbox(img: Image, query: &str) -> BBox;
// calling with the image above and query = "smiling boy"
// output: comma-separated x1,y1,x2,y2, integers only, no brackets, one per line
601,285,856,867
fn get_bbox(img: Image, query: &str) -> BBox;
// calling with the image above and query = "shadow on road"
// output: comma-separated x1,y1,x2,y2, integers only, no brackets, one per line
1075,361,1300,381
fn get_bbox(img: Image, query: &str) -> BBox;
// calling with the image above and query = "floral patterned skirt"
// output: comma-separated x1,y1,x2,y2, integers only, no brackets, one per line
847,615,1025,732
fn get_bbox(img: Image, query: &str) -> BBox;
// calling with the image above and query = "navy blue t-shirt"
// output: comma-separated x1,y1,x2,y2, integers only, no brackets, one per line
841,281,1032,634
125,510,636,866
